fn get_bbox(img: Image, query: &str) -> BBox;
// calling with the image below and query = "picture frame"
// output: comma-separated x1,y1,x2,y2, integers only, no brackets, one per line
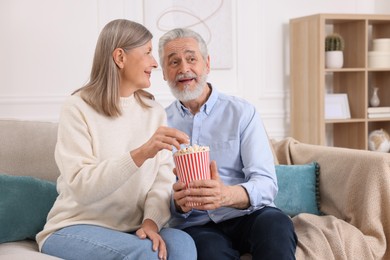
325,93,351,119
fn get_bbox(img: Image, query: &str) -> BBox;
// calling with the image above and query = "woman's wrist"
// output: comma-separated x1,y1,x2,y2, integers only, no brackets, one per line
142,218,158,232
130,147,146,167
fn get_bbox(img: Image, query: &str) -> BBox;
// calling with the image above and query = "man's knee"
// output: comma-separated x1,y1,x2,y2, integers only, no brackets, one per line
253,208,294,232
184,226,240,260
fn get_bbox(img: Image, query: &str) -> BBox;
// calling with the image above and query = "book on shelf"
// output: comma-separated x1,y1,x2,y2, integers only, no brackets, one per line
367,106,390,113
368,112,390,118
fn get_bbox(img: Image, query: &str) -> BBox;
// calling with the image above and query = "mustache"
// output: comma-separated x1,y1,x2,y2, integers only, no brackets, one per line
175,73,197,81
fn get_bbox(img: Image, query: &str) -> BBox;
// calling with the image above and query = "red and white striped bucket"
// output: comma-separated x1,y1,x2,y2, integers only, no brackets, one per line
174,151,210,206
174,151,210,187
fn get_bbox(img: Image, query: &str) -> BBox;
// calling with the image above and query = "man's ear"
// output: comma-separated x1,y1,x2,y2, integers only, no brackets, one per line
112,48,125,69
162,70,167,81
205,55,211,74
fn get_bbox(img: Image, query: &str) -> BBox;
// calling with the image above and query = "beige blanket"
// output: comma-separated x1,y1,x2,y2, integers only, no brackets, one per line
272,138,390,260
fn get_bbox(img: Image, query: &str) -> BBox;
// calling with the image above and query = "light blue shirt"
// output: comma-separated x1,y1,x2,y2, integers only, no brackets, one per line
166,85,277,229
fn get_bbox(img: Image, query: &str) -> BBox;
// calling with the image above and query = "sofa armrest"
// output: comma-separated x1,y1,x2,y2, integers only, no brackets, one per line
272,137,390,259
272,137,390,216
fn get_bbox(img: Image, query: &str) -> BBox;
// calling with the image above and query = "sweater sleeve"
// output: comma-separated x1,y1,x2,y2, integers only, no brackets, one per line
55,99,139,205
143,149,176,230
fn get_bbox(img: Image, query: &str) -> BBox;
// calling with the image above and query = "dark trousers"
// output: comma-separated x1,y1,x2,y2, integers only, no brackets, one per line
183,206,297,260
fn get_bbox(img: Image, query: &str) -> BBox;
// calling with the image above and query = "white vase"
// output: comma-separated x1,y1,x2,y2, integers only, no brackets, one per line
370,87,380,107
325,51,344,69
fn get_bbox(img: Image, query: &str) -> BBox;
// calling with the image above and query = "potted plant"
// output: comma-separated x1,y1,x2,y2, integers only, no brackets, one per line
325,33,345,68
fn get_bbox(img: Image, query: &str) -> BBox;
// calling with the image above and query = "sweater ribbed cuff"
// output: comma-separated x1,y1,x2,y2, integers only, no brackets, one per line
118,153,139,177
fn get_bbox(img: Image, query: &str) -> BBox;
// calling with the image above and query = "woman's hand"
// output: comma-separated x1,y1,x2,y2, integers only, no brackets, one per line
131,126,189,167
136,219,167,260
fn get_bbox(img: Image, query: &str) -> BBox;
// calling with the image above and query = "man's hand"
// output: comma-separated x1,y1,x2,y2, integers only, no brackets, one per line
172,161,250,212
172,170,193,213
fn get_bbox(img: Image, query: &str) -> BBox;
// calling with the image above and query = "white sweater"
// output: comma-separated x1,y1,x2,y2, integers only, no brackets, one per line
36,94,175,249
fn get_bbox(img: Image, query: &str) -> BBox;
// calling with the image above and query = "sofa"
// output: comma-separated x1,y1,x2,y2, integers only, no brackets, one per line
0,119,389,259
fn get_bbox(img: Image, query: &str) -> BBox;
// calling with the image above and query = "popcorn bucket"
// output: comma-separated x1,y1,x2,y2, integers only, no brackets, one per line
173,151,210,206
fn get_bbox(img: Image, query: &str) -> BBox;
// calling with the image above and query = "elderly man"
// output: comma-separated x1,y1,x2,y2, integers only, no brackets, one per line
158,28,297,260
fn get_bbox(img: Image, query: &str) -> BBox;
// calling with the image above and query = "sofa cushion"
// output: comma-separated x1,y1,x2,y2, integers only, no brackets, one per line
0,240,61,259
274,162,321,217
0,119,60,182
0,174,58,243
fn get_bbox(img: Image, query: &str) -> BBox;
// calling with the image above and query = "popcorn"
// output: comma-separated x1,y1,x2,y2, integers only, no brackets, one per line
174,144,210,156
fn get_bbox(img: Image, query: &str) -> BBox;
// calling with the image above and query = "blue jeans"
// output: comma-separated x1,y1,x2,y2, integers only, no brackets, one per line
183,207,297,260
42,224,196,260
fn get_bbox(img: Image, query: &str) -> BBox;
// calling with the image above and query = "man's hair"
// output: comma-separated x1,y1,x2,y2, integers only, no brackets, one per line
74,19,154,117
158,28,208,67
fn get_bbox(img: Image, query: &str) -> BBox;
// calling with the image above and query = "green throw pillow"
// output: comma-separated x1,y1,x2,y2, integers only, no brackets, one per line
0,174,58,243
274,162,321,217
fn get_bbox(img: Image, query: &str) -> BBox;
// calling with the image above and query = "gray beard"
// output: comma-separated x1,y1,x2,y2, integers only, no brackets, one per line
168,73,208,102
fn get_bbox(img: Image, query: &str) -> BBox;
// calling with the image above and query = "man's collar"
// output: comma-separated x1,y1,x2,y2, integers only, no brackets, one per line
204,83,218,115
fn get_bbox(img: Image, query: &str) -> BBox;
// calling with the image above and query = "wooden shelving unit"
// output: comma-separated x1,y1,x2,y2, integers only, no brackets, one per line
290,13,390,150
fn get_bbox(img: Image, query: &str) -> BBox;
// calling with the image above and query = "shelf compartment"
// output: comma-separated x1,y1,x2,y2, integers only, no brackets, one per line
369,20,390,41
368,121,390,134
332,71,366,119
333,20,366,69
330,122,367,149
368,71,390,107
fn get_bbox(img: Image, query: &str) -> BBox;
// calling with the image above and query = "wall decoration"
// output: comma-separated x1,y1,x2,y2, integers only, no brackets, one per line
143,0,233,69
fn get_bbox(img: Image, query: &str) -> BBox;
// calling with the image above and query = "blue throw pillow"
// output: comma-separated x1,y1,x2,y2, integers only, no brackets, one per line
274,162,321,217
0,174,58,243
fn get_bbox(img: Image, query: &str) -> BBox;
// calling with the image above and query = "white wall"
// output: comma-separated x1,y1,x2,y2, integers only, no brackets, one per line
1,0,389,139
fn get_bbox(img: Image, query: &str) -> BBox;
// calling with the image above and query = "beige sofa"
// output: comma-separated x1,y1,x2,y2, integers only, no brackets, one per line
0,119,389,259
0,120,61,260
